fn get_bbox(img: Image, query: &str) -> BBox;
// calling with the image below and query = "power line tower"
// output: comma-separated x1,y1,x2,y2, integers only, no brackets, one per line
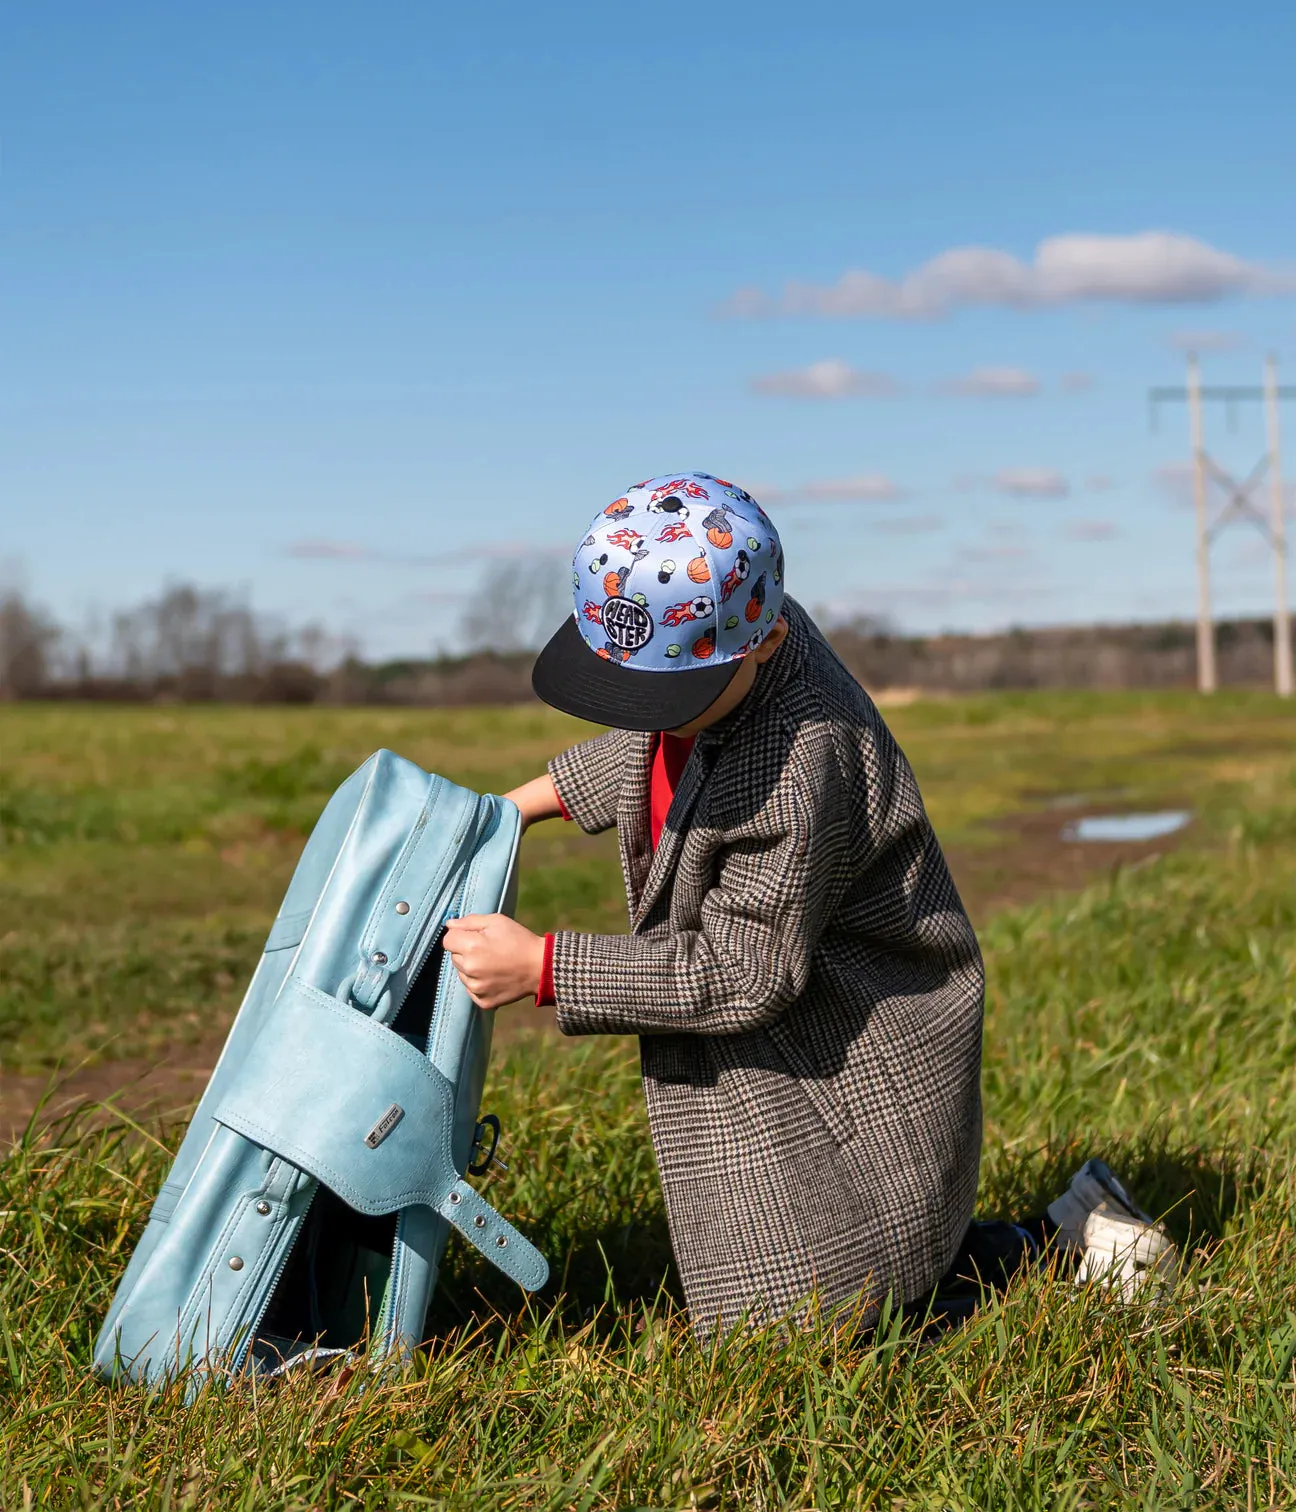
1150,354,1296,695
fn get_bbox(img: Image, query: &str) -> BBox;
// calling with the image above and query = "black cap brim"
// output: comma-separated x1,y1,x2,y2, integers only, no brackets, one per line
531,614,741,732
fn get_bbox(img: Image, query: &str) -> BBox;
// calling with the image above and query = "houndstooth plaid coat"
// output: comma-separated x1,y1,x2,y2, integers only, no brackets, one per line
547,600,985,1335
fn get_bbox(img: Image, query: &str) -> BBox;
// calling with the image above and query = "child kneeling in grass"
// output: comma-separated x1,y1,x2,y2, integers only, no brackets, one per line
443,472,1175,1336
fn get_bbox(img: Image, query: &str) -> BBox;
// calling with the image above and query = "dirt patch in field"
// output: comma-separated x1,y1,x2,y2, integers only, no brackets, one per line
0,1041,227,1144
946,804,1193,924
0,1010,563,1143
0,804,1190,1142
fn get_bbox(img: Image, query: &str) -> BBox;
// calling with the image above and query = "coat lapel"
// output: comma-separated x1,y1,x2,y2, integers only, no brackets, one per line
616,731,655,916
632,734,717,931
623,600,812,930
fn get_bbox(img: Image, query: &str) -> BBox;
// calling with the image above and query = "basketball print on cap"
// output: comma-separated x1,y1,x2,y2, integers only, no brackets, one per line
532,470,789,731
565,473,784,672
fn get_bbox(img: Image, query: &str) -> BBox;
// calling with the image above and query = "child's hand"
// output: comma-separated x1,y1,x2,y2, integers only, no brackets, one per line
442,914,546,1010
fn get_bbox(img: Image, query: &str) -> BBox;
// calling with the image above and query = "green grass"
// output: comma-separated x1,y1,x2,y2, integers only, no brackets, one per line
3,692,1294,1074
3,694,1296,1506
0,706,630,1073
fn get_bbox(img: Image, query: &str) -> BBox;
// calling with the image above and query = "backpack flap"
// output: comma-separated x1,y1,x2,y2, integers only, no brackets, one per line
212,977,548,1292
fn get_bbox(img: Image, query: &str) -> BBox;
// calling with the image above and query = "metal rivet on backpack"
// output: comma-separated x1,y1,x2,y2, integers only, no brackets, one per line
473,1214,486,1229
371,951,388,965
448,1190,461,1205
255,1202,271,1216
495,1235,508,1249
395,901,410,915
228,1256,244,1271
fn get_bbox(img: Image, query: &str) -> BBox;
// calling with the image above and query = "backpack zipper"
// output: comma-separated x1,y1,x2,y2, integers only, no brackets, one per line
230,796,485,1378
374,873,468,1354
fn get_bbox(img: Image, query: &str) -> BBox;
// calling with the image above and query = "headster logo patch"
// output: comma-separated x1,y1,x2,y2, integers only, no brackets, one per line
602,596,653,652
364,1103,405,1149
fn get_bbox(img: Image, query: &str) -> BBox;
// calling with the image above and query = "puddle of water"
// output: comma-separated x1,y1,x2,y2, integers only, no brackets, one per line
1045,790,1135,811
1062,811,1192,844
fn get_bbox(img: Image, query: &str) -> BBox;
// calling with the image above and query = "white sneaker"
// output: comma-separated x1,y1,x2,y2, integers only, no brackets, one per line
1046,1159,1178,1300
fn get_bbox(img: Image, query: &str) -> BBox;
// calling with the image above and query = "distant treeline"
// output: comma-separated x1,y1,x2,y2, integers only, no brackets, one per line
0,583,545,705
828,615,1285,695
0,583,1285,703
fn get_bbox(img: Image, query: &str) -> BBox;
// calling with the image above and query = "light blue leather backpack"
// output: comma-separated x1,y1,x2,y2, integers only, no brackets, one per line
94,751,548,1389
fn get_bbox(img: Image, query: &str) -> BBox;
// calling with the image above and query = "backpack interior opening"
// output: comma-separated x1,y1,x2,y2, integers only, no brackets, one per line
248,947,447,1368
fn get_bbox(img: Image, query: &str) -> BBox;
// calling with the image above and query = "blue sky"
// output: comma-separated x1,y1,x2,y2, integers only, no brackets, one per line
4,1,1295,657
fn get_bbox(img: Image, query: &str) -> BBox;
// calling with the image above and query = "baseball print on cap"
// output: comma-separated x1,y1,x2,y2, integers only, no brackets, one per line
532,472,786,731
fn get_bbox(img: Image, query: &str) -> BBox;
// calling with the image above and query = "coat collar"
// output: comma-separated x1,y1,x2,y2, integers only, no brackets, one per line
678,596,810,748
626,599,810,928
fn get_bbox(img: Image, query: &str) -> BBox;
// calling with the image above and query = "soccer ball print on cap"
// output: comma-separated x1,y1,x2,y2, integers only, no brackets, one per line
571,474,785,671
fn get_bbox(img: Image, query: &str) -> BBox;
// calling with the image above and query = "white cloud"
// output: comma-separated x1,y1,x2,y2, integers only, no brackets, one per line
741,481,789,505
723,231,1296,320
1155,461,1296,515
1065,519,1118,541
1155,460,1195,486
959,544,1033,562
725,286,777,319
1219,536,1273,572
1154,460,1201,511
288,539,373,560
412,589,471,605
452,540,572,563
817,572,1061,628
1168,328,1245,352
993,468,1070,499
939,366,1039,397
801,473,909,501
1086,473,1116,492
873,513,944,535
955,470,1080,498
691,475,913,511
1060,371,1096,392
287,538,567,568
750,359,900,398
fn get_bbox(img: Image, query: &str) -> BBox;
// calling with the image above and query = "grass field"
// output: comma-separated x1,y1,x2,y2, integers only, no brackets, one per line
3,692,1296,1507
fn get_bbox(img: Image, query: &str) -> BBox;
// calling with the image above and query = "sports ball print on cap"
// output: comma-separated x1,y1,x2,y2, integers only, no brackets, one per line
532,472,786,731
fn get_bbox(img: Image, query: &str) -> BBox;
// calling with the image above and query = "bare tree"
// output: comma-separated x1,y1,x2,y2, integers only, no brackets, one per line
111,584,263,683
813,605,900,639
104,583,342,696
0,590,60,697
458,558,571,655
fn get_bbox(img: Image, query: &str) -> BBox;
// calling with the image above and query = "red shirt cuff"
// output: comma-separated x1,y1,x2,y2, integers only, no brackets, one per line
535,932,556,1006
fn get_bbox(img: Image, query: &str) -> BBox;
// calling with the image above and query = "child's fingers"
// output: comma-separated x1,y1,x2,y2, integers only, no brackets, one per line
442,921,484,952
447,946,515,1010
453,913,499,931
448,960,497,1010
445,955,478,991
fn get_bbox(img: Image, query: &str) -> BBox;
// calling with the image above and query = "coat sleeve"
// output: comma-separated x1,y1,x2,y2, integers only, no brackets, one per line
547,729,628,835
550,738,852,1036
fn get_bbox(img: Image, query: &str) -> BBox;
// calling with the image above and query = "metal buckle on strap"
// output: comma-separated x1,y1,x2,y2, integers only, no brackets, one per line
468,1113,504,1175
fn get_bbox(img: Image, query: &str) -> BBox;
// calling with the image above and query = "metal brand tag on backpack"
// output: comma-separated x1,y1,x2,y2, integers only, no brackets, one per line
364,1103,404,1148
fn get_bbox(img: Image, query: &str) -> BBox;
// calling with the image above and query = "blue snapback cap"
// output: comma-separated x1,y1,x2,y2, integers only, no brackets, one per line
532,472,785,730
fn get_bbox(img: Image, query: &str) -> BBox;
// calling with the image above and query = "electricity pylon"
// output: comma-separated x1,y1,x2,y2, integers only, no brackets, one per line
1150,354,1296,695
